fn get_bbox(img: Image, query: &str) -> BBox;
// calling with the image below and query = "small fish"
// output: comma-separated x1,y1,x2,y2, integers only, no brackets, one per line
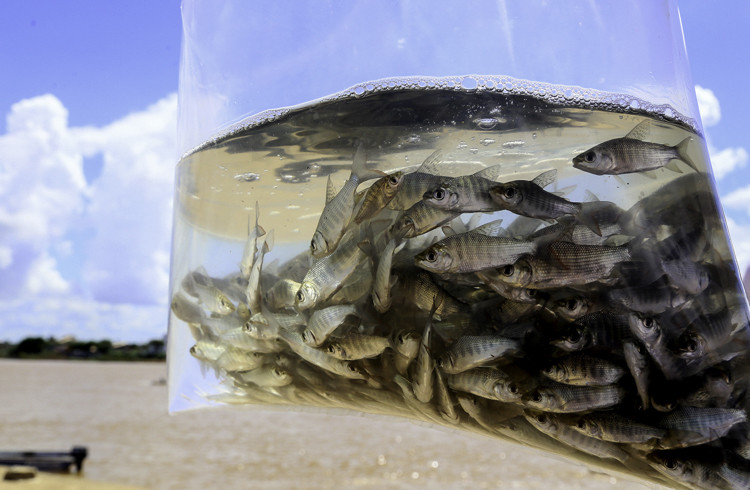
278,326,366,380
496,241,631,290
215,349,268,373
608,280,690,315
218,328,284,353
488,169,584,221
447,367,523,403
541,354,625,386
524,383,625,413
372,238,406,313
542,291,598,322
352,171,404,223
239,203,266,278
391,200,460,239
623,340,651,409
573,120,697,175
434,369,460,424
302,304,357,347
392,329,420,375
310,145,383,257
245,230,273,314
437,335,521,375
390,270,467,320
414,231,537,275
387,150,448,210
423,165,505,212
523,410,629,463
171,291,205,324
183,267,236,315
658,407,747,449
264,278,302,311
551,310,630,352
647,453,725,489
412,300,437,404
571,412,665,444
326,333,390,360
661,258,710,295
296,230,370,310
235,365,293,387
456,395,523,436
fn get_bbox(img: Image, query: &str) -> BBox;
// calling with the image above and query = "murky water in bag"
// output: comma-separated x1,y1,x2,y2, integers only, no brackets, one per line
168,77,750,489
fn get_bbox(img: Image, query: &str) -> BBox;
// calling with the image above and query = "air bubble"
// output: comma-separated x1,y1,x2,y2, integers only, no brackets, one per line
480,138,495,146
354,86,365,95
461,77,478,90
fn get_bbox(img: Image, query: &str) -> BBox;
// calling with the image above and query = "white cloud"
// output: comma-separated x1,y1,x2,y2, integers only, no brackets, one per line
725,217,750,280
711,147,748,181
695,85,721,127
722,183,750,215
0,93,178,341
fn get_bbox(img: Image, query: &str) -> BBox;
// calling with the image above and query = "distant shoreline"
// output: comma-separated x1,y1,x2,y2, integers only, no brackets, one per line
0,336,166,361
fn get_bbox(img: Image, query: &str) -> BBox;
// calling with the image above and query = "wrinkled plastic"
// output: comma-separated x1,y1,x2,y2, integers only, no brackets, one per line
170,2,750,488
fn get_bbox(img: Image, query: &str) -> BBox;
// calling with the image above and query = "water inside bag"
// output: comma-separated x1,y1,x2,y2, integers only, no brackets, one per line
168,76,750,489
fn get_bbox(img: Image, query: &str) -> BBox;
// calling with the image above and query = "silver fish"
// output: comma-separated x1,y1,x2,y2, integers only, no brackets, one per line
239,203,266,279
488,169,585,221
524,383,625,413
372,238,406,313
302,304,357,347
235,365,293,387
447,367,523,404
623,340,651,409
658,407,747,449
387,150,448,210
325,333,390,360
552,310,630,352
391,200,460,239
245,230,273,314
571,412,665,444
277,326,366,380
296,230,370,310
414,232,537,274
412,302,436,404
423,165,505,212
541,354,625,386
182,267,236,315
264,278,302,311
434,369,460,424
437,335,521,375
523,410,629,463
171,291,205,324
353,171,404,223
310,145,383,258
573,120,697,175
647,453,725,489
392,330,420,376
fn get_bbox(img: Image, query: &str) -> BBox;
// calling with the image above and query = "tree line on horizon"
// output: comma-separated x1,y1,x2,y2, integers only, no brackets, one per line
0,336,166,361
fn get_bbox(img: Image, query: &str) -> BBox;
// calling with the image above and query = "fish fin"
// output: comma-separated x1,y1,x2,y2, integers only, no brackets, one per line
263,229,275,253
613,174,628,186
553,184,576,197
664,159,684,174
325,175,337,204
531,168,557,188
575,210,603,237
547,244,572,269
393,241,407,255
641,170,658,180
583,190,600,202
624,120,651,141
474,164,504,181
351,143,386,182
603,234,633,247
465,214,482,230
674,137,698,172
357,239,375,257
472,218,505,236
441,225,457,237
415,150,444,174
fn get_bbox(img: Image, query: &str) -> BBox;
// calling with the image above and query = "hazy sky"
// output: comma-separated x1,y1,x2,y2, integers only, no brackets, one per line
0,1,748,342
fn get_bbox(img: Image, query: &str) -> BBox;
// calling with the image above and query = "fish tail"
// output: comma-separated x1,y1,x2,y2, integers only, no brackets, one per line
575,207,603,237
675,137,699,172
351,144,385,183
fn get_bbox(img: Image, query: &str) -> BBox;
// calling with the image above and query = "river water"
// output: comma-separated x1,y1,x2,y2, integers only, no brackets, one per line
1,360,664,489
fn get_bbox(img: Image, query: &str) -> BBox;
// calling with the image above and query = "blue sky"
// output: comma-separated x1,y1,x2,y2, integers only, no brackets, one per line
0,1,748,342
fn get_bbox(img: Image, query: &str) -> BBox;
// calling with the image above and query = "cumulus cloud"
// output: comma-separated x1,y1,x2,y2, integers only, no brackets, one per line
711,147,749,181
695,85,721,127
0,93,177,342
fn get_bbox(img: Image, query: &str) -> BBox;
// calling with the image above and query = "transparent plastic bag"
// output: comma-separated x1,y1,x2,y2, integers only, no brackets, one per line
169,2,750,487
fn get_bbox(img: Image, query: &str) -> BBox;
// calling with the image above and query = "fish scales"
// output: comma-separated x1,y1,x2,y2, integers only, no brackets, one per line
542,354,625,386
438,335,521,374
525,384,626,413
572,412,665,443
416,233,537,274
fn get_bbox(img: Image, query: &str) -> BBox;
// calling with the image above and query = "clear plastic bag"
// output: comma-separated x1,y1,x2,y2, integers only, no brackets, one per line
169,2,750,488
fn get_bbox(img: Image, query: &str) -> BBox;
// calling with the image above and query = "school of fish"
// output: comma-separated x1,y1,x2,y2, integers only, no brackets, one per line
172,120,750,490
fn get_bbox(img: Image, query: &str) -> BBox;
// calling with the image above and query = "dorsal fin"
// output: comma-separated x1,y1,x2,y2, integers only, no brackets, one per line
474,164,504,181
263,229,275,252
531,169,557,188
624,120,651,141
472,218,505,236
441,225,457,237
583,190,600,203
325,175,337,204
415,150,443,175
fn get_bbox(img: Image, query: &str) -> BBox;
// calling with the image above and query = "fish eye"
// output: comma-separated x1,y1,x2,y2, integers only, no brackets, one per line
388,175,400,185
296,290,305,302
327,345,336,353
501,265,514,276
503,187,516,199
643,317,654,329
426,251,437,262
664,459,677,470
310,239,317,251
526,289,537,298
531,392,543,403
584,151,596,163
434,189,446,200
576,420,586,429
567,330,582,343
535,414,547,423
566,299,578,310
508,383,519,394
